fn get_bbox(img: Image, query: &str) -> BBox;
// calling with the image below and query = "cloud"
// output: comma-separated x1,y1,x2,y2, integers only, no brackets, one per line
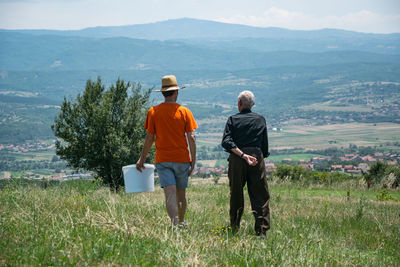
1,1,399,33
216,7,400,33
0,0,80,2
0,0,149,30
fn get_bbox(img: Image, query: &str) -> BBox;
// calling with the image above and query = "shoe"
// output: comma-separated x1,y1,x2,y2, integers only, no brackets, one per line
178,220,188,229
256,232,267,238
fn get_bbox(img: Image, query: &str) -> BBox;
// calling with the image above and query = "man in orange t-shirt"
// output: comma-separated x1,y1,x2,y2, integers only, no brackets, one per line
136,75,197,226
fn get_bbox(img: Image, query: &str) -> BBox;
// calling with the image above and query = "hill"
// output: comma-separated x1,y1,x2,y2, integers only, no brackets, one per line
1,32,399,71
0,18,400,144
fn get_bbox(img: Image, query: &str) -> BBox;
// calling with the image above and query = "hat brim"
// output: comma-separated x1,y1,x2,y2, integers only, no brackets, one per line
155,86,186,92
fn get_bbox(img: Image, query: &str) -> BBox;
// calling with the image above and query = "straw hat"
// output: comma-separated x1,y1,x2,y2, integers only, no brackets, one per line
155,75,186,92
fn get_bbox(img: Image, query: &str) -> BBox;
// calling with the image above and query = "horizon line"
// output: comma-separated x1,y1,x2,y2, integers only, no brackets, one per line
1,17,399,35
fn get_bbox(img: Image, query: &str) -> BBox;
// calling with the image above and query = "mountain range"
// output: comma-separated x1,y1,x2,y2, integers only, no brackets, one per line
2,18,400,40
1,18,400,71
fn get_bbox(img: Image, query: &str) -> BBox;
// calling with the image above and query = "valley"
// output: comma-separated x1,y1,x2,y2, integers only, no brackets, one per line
0,18,399,178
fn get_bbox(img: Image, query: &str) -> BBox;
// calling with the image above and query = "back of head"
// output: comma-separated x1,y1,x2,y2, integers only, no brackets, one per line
162,90,177,97
238,90,255,109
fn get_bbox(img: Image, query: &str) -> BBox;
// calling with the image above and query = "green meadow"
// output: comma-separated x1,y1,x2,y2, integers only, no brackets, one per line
1,179,399,266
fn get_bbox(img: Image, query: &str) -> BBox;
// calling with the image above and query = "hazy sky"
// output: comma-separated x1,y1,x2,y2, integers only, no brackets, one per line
1,0,399,33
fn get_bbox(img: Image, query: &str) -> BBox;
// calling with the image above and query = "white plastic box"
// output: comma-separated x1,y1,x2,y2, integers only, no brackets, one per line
122,163,155,193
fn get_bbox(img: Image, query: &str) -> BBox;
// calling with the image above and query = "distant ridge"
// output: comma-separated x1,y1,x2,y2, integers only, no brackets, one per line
1,17,400,71
2,18,399,40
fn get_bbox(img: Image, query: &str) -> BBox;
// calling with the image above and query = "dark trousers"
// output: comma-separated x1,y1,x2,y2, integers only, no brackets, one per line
228,147,270,235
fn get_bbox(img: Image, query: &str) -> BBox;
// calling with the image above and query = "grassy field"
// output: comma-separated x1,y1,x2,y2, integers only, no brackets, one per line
1,179,399,266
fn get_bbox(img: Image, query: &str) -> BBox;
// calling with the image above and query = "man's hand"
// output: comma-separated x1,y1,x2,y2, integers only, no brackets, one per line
243,154,258,166
230,147,258,166
188,161,195,176
136,158,146,172
136,133,155,173
186,131,196,176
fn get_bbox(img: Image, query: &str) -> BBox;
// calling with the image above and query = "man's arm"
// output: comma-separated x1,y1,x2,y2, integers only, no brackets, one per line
221,117,236,152
261,119,270,158
186,131,196,176
136,132,155,172
222,117,257,166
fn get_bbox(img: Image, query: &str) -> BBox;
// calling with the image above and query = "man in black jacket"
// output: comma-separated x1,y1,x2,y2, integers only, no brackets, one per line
221,90,270,236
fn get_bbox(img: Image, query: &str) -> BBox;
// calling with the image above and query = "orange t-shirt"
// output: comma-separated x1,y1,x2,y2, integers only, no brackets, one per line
144,103,198,163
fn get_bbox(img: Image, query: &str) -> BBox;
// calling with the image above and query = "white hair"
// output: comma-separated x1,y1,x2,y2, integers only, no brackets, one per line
238,90,255,109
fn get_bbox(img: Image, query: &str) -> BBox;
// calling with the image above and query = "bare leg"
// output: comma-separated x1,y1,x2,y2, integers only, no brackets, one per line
176,188,187,223
163,185,178,225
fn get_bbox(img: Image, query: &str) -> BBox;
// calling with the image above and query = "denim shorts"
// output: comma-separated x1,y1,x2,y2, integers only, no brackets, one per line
155,162,190,188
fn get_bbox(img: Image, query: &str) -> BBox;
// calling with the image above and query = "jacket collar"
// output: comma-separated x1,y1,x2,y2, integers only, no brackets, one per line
240,108,252,114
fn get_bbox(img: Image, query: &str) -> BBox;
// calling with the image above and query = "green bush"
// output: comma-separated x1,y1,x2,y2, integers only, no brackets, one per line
276,165,292,180
311,171,349,185
376,189,398,201
276,165,307,181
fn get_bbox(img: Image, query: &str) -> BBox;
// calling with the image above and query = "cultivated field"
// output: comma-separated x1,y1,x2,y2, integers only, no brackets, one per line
197,160,218,167
300,102,373,112
1,180,399,266
196,122,400,151
268,153,325,162
11,151,55,161
269,122,400,150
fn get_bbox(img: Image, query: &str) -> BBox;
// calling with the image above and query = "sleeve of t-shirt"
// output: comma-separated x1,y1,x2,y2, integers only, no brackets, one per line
144,108,155,135
185,108,198,133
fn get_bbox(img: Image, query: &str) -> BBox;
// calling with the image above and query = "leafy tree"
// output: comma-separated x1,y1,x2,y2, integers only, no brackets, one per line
52,77,153,190
363,161,400,188
314,161,331,172
363,161,387,188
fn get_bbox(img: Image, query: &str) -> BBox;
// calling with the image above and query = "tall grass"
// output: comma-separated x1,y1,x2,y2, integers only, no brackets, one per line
1,179,399,266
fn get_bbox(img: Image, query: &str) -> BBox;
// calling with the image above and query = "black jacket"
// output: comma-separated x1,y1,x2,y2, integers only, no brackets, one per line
221,108,269,158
